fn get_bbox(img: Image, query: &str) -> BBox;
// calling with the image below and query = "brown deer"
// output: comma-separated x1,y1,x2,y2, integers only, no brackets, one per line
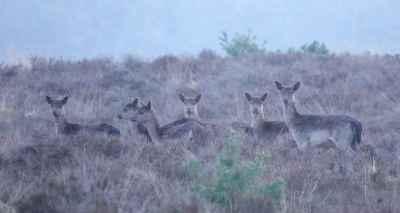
244,92,291,146
130,101,206,145
139,99,204,127
117,98,152,141
178,92,202,120
46,96,120,136
176,92,251,135
274,81,362,154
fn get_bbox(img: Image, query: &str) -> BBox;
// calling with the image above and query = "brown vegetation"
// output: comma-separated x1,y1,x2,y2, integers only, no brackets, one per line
0,51,400,212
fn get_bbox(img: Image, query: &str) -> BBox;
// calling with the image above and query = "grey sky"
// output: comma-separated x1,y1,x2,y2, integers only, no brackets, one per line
1,0,399,63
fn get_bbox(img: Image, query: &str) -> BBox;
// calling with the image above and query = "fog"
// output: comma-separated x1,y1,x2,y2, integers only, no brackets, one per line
1,0,399,63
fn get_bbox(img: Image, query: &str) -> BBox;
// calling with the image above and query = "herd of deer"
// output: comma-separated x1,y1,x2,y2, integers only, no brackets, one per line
46,81,362,155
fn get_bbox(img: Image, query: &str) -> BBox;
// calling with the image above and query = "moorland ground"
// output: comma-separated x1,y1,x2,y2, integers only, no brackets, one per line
0,51,399,212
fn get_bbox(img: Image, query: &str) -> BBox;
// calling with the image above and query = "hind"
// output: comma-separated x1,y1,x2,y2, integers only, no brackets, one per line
46,95,120,136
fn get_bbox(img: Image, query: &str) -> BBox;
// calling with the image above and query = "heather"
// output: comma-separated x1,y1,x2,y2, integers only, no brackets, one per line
0,51,399,212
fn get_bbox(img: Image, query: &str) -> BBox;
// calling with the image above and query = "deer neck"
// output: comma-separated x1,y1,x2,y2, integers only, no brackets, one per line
143,110,163,143
283,101,300,129
185,110,200,121
130,123,139,135
251,111,266,130
53,111,68,135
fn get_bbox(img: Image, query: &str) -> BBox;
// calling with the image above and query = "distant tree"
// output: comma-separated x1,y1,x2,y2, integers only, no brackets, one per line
300,41,329,54
287,47,296,54
288,41,329,54
219,29,267,57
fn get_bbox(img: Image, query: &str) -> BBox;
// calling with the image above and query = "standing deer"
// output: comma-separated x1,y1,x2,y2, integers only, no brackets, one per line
46,96,120,136
117,98,152,141
274,81,362,154
244,92,291,145
130,101,206,146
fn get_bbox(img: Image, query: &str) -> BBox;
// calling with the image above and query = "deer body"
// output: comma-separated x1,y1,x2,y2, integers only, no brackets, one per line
231,121,255,135
46,96,120,136
245,92,290,145
130,101,206,144
164,117,204,127
275,81,362,153
117,98,151,141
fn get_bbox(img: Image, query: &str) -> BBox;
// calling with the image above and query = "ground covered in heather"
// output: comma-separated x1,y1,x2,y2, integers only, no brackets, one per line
0,51,399,212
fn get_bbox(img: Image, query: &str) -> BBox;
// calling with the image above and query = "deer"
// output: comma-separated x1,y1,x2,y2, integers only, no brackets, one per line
46,95,120,136
244,92,292,146
274,81,362,155
118,98,202,141
138,99,204,127
117,98,152,141
178,93,202,120
176,92,252,135
130,100,206,148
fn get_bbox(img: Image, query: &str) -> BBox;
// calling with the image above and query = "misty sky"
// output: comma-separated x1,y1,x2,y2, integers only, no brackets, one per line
1,0,399,63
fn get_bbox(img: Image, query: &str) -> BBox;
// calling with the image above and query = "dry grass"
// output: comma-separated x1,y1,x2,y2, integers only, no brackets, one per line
0,51,399,212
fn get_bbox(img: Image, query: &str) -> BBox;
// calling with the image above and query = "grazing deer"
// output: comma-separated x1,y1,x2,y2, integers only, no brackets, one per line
274,81,362,154
130,101,206,146
117,98,152,141
177,92,250,135
244,92,291,145
46,96,120,136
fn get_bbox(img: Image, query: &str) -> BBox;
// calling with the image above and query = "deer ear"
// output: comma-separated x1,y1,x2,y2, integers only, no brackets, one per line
195,93,202,104
61,96,69,105
140,100,146,107
46,96,52,104
178,93,185,102
245,92,252,102
147,101,152,110
261,93,268,102
293,82,301,92
132,98,139,107
275,81,283,91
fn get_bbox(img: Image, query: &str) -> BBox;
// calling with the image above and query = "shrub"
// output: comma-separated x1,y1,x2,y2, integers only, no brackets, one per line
287,41,329,54
287,47,296,54
300,41,329,54
198,49,219,61
219,29,266,57
184,133,285,211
